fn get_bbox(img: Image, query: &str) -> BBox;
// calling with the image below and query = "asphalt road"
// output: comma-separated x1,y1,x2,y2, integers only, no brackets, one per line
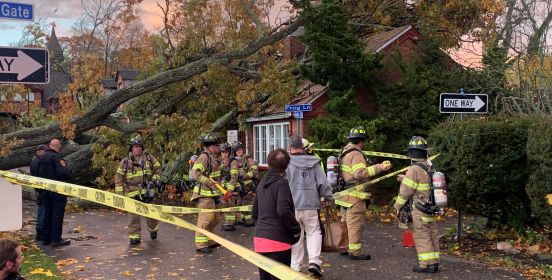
22,200,525,280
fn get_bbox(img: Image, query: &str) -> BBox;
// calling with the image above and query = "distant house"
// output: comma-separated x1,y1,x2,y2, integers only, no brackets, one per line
116,70,138,90
244,25,442,169
101,79,117,96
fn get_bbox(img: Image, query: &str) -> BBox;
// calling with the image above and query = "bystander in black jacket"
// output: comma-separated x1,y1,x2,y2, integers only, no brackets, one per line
253,171,301,245
37,148,71,246
37,149,70,182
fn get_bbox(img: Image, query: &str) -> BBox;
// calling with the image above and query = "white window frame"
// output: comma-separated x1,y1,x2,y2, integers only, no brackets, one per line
253,122,290,166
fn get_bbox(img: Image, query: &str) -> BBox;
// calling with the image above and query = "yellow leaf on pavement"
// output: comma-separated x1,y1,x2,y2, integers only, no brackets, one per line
29,268,54,277
121,271,132,277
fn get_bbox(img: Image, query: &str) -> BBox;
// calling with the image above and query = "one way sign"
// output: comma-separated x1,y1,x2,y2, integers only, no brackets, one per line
439,93,488,114
0,47,49,84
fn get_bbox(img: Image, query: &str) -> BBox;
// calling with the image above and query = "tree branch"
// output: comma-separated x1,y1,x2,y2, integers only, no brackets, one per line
98,116,148,133
244,0,266,39
222,61,262,81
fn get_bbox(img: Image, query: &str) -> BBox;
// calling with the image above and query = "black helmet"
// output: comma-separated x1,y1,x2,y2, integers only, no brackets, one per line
347,126,367,140
231,141,244,154
407,136,429,151
219,142,231,152
129,135,144,151
200,133,220,146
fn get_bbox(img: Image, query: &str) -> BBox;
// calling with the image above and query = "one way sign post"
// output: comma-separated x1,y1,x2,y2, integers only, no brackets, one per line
0,47,49,84
439,93,488,114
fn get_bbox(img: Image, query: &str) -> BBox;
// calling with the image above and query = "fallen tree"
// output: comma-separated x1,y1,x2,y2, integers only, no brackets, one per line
0,18,301,179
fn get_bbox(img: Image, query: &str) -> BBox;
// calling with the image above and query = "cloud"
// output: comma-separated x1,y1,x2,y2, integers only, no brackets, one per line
22,0,83,19
0,23,17,30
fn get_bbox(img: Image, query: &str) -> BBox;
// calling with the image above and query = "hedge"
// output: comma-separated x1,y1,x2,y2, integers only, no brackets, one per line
430,117,532,230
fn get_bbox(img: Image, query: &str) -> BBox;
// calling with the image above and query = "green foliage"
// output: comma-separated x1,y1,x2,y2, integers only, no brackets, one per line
307,115,386,150
526,115,552,226
374,39,469,153
430,117,532,230
297,0,380,92
18,107,52,128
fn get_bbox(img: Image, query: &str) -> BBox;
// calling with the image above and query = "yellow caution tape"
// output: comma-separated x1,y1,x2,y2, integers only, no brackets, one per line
334,154,440,203
161,204,252,214
0,171,309,280
314,148,411,160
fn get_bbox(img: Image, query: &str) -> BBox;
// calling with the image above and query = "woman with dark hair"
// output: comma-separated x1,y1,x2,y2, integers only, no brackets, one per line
252,148,301,280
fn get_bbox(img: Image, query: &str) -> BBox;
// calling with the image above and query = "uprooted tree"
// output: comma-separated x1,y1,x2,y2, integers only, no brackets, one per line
0,0,301,186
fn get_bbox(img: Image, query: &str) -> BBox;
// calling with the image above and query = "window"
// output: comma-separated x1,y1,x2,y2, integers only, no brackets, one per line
27,92,35,102
253,122,290,166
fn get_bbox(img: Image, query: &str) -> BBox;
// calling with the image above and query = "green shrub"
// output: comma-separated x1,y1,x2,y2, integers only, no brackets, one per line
430,117,531,230
526,115,552,226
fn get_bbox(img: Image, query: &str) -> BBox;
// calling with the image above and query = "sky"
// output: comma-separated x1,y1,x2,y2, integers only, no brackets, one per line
0,0,293,45
0,0,482,66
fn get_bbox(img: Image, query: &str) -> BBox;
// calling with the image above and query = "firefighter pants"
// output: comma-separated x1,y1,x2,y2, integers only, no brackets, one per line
341,199,366,256
237,193,254,224
412,210,440,268
128,213,159,241
195,197,220,249
223,195,239,227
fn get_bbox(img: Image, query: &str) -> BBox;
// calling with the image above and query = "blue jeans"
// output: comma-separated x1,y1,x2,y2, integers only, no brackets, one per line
35,190,45,237
42,191,67,243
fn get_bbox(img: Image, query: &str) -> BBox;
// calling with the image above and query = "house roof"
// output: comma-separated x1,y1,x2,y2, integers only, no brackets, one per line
116,70,138,81
101,79,117,89
246,80,328,121
363,25,412,53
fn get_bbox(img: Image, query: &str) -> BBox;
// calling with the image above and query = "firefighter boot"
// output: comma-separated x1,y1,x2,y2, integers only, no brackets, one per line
413,264,438,273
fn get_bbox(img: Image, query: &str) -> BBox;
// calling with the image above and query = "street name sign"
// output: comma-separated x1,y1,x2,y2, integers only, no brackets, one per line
439,93,488,114
0,47,49,84
285,104,312,112
0,1,33,21
293,111,303,119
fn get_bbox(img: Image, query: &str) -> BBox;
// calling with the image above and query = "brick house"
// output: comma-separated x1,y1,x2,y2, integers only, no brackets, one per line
244,25,433,169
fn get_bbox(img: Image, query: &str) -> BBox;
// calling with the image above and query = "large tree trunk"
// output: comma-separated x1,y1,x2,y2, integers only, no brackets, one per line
0,19,301,172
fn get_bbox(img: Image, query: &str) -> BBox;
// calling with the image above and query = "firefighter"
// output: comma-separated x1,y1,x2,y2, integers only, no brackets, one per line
338,126,392,260
220,143,238,231
191,133,223,253
393,136,440,273
302,138,324,171
230,141,258,227
114,135,163,245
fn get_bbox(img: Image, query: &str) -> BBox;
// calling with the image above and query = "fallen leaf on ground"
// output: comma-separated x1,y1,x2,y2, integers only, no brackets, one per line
29,268,54,277
120,271,132,277
56,258,78,267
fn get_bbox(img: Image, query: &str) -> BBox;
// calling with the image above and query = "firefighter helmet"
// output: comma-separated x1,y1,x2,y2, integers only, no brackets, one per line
347,126,367,140
302,138,314,153
129,135,144,151
231,141,244,153
200,133,220,146
220,142,231,152
407,136,429,151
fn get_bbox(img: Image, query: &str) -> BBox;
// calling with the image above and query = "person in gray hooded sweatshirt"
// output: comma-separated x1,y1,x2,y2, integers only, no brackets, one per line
286,135,333,277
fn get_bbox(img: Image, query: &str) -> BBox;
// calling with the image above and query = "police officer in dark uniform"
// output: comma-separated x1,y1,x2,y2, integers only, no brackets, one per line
38,139,71,247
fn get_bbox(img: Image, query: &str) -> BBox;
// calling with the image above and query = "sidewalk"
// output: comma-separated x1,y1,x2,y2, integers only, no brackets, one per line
23,200,524,280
